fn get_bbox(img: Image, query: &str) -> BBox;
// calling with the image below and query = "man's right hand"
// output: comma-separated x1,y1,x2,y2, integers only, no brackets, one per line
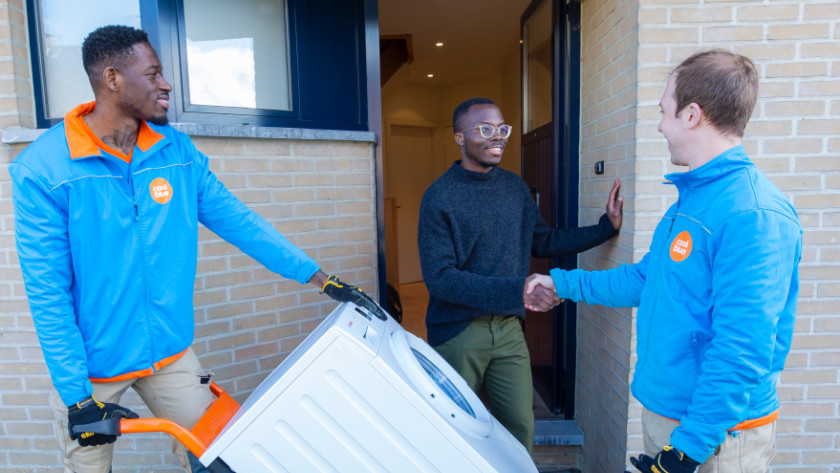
67,396,138,447
523,273,562,312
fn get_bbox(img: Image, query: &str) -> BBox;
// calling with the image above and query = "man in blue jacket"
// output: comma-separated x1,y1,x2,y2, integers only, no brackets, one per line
526,50,802,472
11,25,377,473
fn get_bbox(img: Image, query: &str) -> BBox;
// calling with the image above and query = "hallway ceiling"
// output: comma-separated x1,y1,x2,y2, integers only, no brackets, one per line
379,0,533,85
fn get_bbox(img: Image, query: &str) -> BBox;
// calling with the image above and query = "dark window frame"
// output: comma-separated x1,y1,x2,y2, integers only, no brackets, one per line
26,0,368,131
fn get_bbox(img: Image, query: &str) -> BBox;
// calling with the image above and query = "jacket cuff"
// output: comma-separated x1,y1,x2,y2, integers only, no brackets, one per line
599,213,619,238
670,427,715,464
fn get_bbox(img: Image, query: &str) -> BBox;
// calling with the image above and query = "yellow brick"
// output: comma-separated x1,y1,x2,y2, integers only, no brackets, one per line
315,159,354,172
277,219,316,233
745,120,793,136
271,159,314,172
757,82,796,99
795,156,840,173
672,6,732,23
272,188,315,202
230,283,278,301
734,43,796,61
768,23,830,40
737,5,799,22
750,156,793,173
207,332,255,352
798,118,840,135
801,42,840,59
293,202,335,217
794,193,840,208
247,174,293,188
294,231,337,248
701,25,763,41
235,342,280,362
801,80,840,97
244,139,291,156
804,3,840,20
766,62,828,79
293,143,336,157
335,173,371,186
223,159,271,173
294,174,334,186
194,140,245,155
638,8,667,25
315,187,354,201
764,101,825,117
252,205,293,220
769,175,823,192
639,27,699,44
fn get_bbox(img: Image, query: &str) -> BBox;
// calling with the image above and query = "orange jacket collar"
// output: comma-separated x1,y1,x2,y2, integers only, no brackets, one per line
64,101,165,162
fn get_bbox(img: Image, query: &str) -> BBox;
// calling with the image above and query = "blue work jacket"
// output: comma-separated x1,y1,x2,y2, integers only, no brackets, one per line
12,103,320,405
550,146,801,462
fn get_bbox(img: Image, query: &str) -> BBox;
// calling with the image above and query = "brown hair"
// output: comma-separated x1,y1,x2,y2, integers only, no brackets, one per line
673,49,758,137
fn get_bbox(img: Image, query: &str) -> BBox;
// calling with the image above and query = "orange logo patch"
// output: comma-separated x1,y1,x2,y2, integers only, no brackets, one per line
150,177,173,204
670,230,692,262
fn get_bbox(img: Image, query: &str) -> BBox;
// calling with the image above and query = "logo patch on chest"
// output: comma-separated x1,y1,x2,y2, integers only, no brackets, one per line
150,177,173,204
670,230,693,262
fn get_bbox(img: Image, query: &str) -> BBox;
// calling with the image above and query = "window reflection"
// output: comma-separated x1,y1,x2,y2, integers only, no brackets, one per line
183,0,291,111
37,0,141,118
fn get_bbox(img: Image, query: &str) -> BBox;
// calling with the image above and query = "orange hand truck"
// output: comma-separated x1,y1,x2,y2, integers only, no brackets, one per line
72,382,241,473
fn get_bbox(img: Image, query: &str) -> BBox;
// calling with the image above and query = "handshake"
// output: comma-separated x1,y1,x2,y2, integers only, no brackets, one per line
522,273,560,312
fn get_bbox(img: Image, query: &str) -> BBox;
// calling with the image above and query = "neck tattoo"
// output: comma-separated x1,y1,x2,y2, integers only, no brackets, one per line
101,125,138,156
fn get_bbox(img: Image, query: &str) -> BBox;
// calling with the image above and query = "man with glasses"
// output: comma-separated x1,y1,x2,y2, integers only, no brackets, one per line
417,97,623,452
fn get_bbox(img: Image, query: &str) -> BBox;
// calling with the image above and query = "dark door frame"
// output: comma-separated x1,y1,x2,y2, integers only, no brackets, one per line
556,0,582,420
521,0,582,418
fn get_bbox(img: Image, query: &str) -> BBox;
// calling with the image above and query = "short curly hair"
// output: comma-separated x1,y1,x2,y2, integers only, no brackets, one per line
453,97,496,132
82,25,149,77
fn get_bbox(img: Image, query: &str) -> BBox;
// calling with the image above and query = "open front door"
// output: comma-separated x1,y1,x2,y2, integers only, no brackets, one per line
521,0,581,418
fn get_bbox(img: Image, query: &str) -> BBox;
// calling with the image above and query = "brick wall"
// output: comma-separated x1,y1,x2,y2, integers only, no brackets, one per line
577,1,640,473
0,2,379,471
577,0,840,472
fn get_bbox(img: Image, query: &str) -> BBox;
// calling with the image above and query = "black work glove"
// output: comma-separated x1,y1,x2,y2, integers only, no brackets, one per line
67,395,139,447
322,275,387,320
630,446,700,473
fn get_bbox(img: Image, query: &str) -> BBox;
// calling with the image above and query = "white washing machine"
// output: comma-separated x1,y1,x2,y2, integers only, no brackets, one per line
199,302,538,473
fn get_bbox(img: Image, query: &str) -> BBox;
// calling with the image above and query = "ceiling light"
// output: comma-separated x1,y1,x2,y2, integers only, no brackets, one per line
427,74,434,78
435,42,444,47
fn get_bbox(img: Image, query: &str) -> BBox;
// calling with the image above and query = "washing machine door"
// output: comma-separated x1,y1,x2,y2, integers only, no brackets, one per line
390,330,494,438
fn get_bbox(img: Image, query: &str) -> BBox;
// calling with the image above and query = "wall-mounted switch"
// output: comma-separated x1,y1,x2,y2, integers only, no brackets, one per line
595,161,605,174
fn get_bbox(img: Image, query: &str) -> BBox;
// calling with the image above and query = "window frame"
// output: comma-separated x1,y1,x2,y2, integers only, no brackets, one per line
26,0,368,131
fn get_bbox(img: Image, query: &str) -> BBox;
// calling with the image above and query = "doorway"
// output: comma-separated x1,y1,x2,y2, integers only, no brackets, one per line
376,0,581,418
520,0,582,418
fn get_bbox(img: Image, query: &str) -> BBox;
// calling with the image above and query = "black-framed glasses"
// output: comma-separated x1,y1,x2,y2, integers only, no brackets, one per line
464,124,513,139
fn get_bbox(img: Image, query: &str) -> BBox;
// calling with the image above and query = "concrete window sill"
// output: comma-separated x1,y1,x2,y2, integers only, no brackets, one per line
1,124,376,145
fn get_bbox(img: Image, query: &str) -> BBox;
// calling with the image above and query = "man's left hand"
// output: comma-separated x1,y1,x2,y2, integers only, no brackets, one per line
630,446,700,473
606,178,623,230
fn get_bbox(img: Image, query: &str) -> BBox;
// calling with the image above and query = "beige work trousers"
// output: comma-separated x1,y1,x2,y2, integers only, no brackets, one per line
50,348,213,473
642,407,776,473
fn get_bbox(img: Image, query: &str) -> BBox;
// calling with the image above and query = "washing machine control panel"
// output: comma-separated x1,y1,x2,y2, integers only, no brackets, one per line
338,303,386,353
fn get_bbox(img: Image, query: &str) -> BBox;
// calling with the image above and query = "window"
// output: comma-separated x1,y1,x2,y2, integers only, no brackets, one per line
27,0,368,130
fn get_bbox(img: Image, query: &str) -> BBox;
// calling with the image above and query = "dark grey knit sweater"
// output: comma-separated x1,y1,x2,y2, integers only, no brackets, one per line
418,161,618,346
